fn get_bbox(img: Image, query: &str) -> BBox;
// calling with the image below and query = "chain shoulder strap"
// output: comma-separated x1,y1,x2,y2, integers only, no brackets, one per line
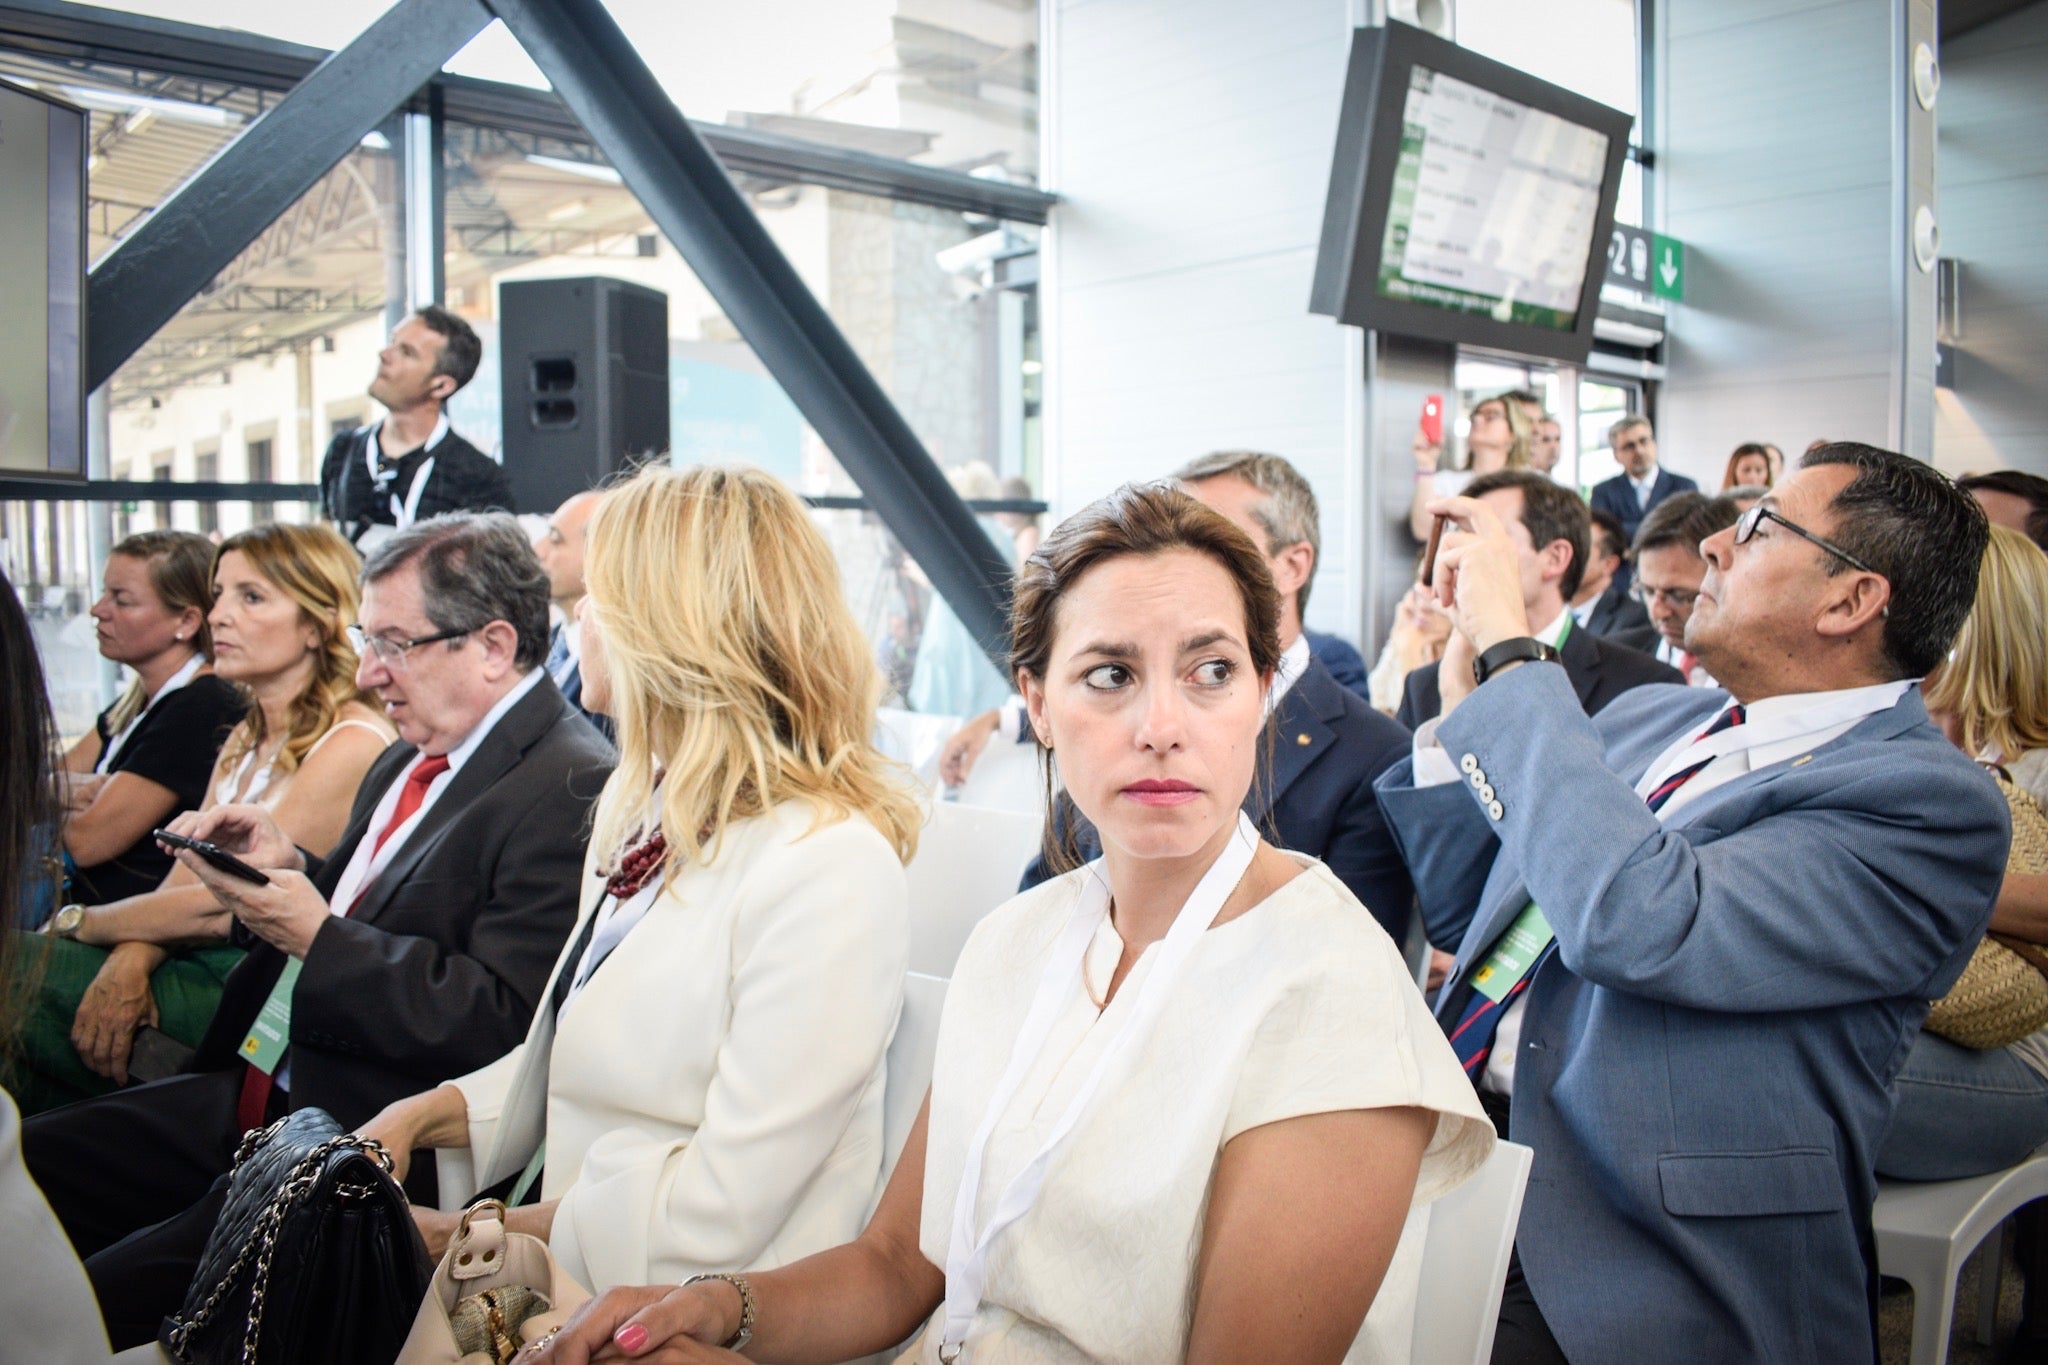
163,1125,396,1365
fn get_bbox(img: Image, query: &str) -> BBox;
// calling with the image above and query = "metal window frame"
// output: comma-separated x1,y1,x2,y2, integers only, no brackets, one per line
2,0,1051,668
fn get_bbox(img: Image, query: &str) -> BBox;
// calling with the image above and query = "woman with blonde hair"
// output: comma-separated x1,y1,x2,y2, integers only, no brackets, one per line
1408,391,1535,539
59,530,245,907
10,523,394,1114
1879,525,2048,1180
363,463,920,1294
530,482,1489,1365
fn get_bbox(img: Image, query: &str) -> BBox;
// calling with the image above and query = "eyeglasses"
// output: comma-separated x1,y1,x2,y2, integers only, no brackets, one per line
1628,580,1699,608
1734,504,1880,575
346,623,469,669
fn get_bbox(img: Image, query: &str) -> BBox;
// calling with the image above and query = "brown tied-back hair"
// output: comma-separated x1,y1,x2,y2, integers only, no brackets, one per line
1010,481,1283,875
100,529,217,735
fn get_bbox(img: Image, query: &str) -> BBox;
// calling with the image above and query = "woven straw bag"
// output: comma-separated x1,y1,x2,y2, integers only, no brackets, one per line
1924,768,2048,1050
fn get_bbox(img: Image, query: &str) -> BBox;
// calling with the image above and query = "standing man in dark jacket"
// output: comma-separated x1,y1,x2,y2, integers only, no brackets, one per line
320,305,513,551
24,514,612,1349
1588,415,1697,552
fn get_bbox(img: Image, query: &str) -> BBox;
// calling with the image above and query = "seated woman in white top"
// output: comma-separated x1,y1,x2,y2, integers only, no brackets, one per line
361,464,922,1292
526,482,1491,1365
11,522,393,1115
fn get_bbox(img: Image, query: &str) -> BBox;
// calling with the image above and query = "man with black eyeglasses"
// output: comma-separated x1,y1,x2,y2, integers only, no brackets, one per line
24,513,612,1349
1630,491,1741,687
1374,444,2009,1365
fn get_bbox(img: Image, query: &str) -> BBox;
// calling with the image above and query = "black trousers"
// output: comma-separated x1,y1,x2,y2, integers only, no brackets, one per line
1479,1088,1572,1365
23,1069,255,1350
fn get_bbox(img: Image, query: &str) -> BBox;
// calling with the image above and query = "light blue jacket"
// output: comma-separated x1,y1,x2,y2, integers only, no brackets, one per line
1376,665,2008,1365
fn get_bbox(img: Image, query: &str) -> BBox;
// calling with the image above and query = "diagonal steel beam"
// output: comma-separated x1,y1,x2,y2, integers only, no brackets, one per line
486,0,1016,668
84,0,491,389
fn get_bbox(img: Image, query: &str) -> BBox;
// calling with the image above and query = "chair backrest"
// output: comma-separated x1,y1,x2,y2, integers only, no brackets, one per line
1411,1139,1534,1365
904,801,1043,976
877,971,950,1202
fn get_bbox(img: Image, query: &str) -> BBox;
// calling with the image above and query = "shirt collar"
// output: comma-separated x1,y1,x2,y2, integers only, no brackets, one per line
1531,607,1572,648
1715,679,1915,770
442,667,545,773
1266,633,1312,713
1629,466,1661,493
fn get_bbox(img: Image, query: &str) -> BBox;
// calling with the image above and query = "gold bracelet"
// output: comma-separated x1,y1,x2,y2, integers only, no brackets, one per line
684,1272,755,1352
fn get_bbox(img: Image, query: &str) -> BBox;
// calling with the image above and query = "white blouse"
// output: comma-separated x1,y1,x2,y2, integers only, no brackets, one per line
442,799,910,1292
905,855,1493,1364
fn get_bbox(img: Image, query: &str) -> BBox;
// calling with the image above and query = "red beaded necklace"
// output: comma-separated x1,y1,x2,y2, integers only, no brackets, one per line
602,828,668,899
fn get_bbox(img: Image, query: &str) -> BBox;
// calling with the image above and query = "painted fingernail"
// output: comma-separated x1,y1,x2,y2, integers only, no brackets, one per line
614,1324,649,1353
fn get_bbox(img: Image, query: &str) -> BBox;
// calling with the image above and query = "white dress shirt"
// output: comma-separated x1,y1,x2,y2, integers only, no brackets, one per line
326,668,545,916
1629,466,1661,510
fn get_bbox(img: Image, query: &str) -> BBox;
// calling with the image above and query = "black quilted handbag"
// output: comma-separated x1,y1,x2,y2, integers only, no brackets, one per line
160,1107,433,1365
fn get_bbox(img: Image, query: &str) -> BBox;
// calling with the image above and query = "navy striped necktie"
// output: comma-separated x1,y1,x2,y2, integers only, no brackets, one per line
1447,703,1747,1080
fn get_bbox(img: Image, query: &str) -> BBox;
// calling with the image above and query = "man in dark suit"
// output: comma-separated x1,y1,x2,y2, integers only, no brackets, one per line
24,514,613,1349
1398,471,1679,729
1020,451,1416,940
1588,415,1697,560
319,305,513,553
1570,508,1657,652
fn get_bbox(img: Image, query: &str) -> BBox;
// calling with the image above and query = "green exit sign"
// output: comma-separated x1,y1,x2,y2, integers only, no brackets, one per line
1607,225,1685,302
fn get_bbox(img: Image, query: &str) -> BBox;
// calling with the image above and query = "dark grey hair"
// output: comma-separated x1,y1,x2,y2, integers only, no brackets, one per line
1802,442,1989,678
1608,414,1653,446
1171,449,1322,613
361,511,551,669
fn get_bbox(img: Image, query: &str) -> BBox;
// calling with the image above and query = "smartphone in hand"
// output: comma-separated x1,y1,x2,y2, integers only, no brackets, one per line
1420,393,1445,447
152,829,272,885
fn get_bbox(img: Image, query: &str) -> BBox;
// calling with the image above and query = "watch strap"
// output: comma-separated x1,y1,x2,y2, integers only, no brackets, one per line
1473,636,1562,687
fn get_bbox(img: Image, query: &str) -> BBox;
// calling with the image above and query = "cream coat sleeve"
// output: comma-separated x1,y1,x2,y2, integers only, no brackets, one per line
550,818,909,1286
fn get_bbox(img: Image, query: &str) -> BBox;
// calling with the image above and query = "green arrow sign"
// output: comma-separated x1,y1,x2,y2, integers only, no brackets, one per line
1651,233,1684,301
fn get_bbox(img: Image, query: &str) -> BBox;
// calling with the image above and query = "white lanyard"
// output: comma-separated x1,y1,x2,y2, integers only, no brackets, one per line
327,753,455,915
939,810,1260,1361
364,414,449,530
99,653,204,774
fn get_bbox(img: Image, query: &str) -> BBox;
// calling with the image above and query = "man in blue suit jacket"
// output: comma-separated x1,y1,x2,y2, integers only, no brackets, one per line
537,490,615,743
1378,444,2007,1364
1588,416,1698,564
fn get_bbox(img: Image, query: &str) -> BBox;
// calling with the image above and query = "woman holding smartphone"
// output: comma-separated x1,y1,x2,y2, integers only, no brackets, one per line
524,482,1490,1365
10,523,392,1114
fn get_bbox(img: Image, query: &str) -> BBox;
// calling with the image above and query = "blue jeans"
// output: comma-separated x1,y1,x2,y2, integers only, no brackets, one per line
1878,1030,2048,1180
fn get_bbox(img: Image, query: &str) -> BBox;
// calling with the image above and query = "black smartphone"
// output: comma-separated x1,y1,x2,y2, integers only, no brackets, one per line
152,829,272,885
128,1024,195,1084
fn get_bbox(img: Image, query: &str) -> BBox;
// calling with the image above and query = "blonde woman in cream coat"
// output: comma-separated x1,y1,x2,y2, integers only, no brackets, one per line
361,465,922,1292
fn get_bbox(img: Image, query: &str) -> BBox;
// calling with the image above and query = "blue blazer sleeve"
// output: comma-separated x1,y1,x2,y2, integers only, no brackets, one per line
1434,663,2009,1011
1373,756,1503,950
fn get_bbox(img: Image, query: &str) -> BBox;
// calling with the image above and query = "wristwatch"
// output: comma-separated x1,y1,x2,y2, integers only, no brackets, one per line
49,904,86,940
1473,636,1563,687
684,1273,755,1352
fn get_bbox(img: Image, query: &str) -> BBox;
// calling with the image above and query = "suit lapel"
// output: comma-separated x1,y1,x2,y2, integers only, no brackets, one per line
1560,619,1603,712
348,681,562,925
1249,667,1336,824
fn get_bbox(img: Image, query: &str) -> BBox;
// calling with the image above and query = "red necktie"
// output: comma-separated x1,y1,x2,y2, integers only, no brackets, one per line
236,754,451,1132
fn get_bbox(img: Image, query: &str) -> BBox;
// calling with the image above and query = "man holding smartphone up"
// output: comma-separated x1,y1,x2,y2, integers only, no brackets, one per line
1373,446,2007,1365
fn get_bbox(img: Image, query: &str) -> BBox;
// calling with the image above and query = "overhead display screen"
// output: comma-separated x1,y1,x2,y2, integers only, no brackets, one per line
1375,66,1611,333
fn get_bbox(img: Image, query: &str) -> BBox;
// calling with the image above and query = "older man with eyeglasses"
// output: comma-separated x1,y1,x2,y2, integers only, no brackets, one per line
1628,491,1742,686
23,512,614,1350
1374,443,2009,1365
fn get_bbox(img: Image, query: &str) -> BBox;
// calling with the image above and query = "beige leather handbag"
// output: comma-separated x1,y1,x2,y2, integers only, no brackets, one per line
394,1200,591,1365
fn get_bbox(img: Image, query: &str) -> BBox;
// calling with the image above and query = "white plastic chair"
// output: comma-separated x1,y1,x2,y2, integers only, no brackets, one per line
1410,1139,1535,1365
877,971,950,1200
903,801,1042,977
1873,1145,2048,1365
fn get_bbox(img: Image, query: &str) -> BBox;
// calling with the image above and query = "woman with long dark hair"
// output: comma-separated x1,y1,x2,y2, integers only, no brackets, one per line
0,573,111,1356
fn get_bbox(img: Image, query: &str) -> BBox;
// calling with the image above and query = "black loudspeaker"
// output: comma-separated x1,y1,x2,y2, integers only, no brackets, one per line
499,276,669,514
